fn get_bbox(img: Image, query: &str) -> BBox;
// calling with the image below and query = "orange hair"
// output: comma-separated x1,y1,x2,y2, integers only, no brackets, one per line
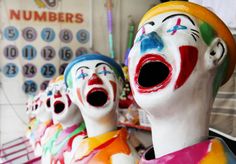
139,1,236,85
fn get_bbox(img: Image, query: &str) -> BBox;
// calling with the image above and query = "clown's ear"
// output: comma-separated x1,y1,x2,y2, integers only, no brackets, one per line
205,37,227,69
118,77,125,93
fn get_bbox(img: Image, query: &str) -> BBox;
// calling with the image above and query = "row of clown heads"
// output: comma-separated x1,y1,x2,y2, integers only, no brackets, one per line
25,2,236,164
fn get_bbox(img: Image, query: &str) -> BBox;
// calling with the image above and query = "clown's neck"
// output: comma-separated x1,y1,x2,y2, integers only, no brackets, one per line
60,112,82,130
83,110,117,137
37,112,51,123
149,98,212,158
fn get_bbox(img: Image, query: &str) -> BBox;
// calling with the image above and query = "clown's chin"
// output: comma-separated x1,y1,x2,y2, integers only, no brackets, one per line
87,88,108,107
54,101,65,114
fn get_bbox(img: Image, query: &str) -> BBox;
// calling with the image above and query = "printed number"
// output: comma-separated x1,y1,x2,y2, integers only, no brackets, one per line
23,64,37,77
40,81,49,91
60,29,73,43
23,27,37,41
59,63,68,75
41,28,55,42
3,63,19,78
76,47,88,57
41,64,56,78
59,47,73,61
45,30,51,40
23,81,37,94
41,46,55,60
77,29,89,44
63,31,70,40
4,46,18,59
4,26,19,41
6,65,17,75
22,45,37,60
26,30,33,39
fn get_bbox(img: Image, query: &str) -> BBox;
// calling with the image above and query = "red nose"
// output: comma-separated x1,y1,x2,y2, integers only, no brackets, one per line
54,91,62,98
88,73,103,85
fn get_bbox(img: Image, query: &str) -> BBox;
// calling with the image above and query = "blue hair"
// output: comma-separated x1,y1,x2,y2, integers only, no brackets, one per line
64,54,125,88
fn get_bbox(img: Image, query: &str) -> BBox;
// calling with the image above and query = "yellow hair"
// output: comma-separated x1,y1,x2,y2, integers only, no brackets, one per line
139,1,236,85
49,75,64,84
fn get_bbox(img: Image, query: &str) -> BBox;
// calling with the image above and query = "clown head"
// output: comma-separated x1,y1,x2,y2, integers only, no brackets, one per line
128,1,236,117
26,95,34,119
47,76,82,128
44,81,54,112
33,91,51,122
64,54,124,121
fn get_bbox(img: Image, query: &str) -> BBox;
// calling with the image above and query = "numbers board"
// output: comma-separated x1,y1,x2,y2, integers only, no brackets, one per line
0,0,92,103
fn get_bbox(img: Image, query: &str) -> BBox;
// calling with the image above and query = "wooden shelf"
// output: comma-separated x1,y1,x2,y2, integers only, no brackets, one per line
118,122,151,131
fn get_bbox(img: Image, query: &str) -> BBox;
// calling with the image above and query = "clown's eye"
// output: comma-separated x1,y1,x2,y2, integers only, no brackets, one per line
98,70,112,75
98,67,112,76
166,18,187,35
47,91,52,96
77,70,88,80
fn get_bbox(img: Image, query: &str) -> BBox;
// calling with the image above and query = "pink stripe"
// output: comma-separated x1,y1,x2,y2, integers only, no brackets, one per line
158,140,210,163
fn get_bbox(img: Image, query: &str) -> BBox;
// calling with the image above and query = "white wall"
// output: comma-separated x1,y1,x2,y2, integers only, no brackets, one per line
0,0,160,145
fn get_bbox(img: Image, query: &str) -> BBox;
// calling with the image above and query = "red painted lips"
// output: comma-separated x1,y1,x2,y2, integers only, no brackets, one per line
135,54,172,93
135,46,198,93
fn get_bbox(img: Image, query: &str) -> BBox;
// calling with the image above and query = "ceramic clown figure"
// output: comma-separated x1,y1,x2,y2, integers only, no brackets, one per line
64,54,138,163
26,95,34,121
33,91,53,156
49,75,86,164
26,94,41,148
25,95,40,150
41,76,86,164
25,95,36,139
128,1,236,163
41,77,63,164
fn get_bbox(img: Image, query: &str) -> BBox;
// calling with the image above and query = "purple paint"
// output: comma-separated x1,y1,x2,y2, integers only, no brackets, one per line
107,11,113,33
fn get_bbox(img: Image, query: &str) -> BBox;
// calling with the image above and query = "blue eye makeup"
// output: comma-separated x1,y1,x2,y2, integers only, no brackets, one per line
98,70,112,76
77,70,88,80
98,67,112,76
166,18,187,35
47,90,52,96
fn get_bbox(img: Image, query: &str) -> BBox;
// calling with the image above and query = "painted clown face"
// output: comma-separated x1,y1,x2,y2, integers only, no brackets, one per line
128,12,227,115
32,93,41,117
68,59,120,120
50,80,81,124
33,91,51,121
44,85,54,112
26,96,33,114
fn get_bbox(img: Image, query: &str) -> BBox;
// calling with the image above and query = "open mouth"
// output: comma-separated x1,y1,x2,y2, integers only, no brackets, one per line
35,104,38,110
87,88,108,107
46,98,51,108
54,101,65,114
135,54,172,93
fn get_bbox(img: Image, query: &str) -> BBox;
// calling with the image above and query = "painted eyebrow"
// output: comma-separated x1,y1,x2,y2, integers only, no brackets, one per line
162,14,195,26
137,21,155,31
144,21,155,26
95,62,112,69
76,66,89,72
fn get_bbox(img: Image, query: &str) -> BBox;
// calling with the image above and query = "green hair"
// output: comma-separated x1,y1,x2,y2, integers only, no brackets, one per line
199,22,229,97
